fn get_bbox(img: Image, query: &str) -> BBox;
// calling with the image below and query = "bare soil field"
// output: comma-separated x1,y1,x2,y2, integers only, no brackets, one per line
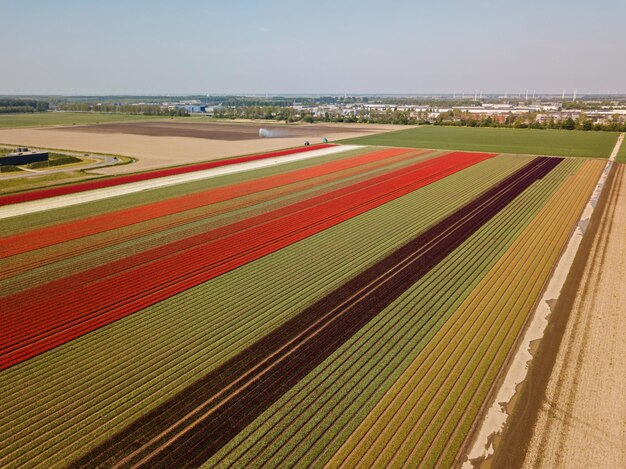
494,164,626,469
0,122,403,174
520,164,626,468
60,121,384,141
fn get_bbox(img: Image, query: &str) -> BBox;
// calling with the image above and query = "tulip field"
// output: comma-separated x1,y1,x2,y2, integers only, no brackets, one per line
0,143,605,468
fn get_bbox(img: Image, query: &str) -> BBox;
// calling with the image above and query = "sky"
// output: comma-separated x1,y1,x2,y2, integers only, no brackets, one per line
1,0,625,95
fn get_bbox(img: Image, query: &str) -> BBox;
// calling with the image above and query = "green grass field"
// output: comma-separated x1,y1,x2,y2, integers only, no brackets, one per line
340,126,620,159
0,171,88,192
617,135,626,163
0,112,160,129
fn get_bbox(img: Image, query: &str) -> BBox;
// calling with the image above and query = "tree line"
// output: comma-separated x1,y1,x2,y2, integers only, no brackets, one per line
55,102,188,116
0,99,49,114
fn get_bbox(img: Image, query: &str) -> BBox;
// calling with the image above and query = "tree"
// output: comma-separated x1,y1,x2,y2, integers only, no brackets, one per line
581,119,593,131
562,117,576,130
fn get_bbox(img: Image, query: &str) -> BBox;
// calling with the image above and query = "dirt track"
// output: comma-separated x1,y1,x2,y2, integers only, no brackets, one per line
519,164,626,468
0,122,403,174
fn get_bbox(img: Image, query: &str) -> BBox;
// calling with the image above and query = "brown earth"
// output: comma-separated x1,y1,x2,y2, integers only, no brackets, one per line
0,122,404,174
58,121,383,141
492,164,626,468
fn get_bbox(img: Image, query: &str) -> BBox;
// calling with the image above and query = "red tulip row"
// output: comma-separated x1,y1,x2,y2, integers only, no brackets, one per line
0,151,495,371
0,147,411,260
0,148,423,281
0,143,334,207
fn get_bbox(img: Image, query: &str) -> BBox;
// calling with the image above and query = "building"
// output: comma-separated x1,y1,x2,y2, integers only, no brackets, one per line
179,105,206,114
0,148,48,166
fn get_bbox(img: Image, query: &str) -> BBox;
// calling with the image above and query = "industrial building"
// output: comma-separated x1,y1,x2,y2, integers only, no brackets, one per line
0,148,49,166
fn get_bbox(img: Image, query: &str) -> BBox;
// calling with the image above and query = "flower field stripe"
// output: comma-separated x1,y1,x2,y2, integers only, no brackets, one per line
0,150,478,297
2,147,372,238
0,144,335,207
68,157,561,467
0,151,490,357
0,151,494,370
425,160,605,468
0,146,361,222
327,159,604,468
0,156,531,468
207,160,576,469
0,148,435,294
0,147,419,270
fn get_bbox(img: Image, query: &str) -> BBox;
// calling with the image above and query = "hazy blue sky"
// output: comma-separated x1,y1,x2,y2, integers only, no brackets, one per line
1,0,625,95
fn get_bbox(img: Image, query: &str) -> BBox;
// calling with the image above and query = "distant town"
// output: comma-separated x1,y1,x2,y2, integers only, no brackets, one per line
2,94,626,131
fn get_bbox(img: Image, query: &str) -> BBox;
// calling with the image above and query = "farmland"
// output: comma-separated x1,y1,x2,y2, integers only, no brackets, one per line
519,165,626,468
61,121,380,141
618,138,626,163
0,121,399,174
0,112,159,129
340,125,620,158
0,141,606,467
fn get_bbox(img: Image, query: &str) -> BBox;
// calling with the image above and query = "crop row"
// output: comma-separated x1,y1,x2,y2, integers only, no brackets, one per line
76,158,561,466
327,159,604,468
0,143,334,206
0,151,492,370
0,148,436,295
204,160,576,463
1,146,374,237
0,148,434,300
0,155,528,467
428,159,605,467
202,157,577,467
0,147,413,260
0,147,427,279
0,152,482,350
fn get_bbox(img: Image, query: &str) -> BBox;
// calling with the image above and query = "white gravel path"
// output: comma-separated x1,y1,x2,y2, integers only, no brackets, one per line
0,145,363,220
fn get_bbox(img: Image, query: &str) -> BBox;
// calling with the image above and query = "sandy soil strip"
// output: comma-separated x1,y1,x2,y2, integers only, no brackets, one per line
0,145,362,220
522,164,626,468
463,134,624,467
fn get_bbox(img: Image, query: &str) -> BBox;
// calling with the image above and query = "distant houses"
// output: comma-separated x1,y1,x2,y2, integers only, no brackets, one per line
179,105,206,114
